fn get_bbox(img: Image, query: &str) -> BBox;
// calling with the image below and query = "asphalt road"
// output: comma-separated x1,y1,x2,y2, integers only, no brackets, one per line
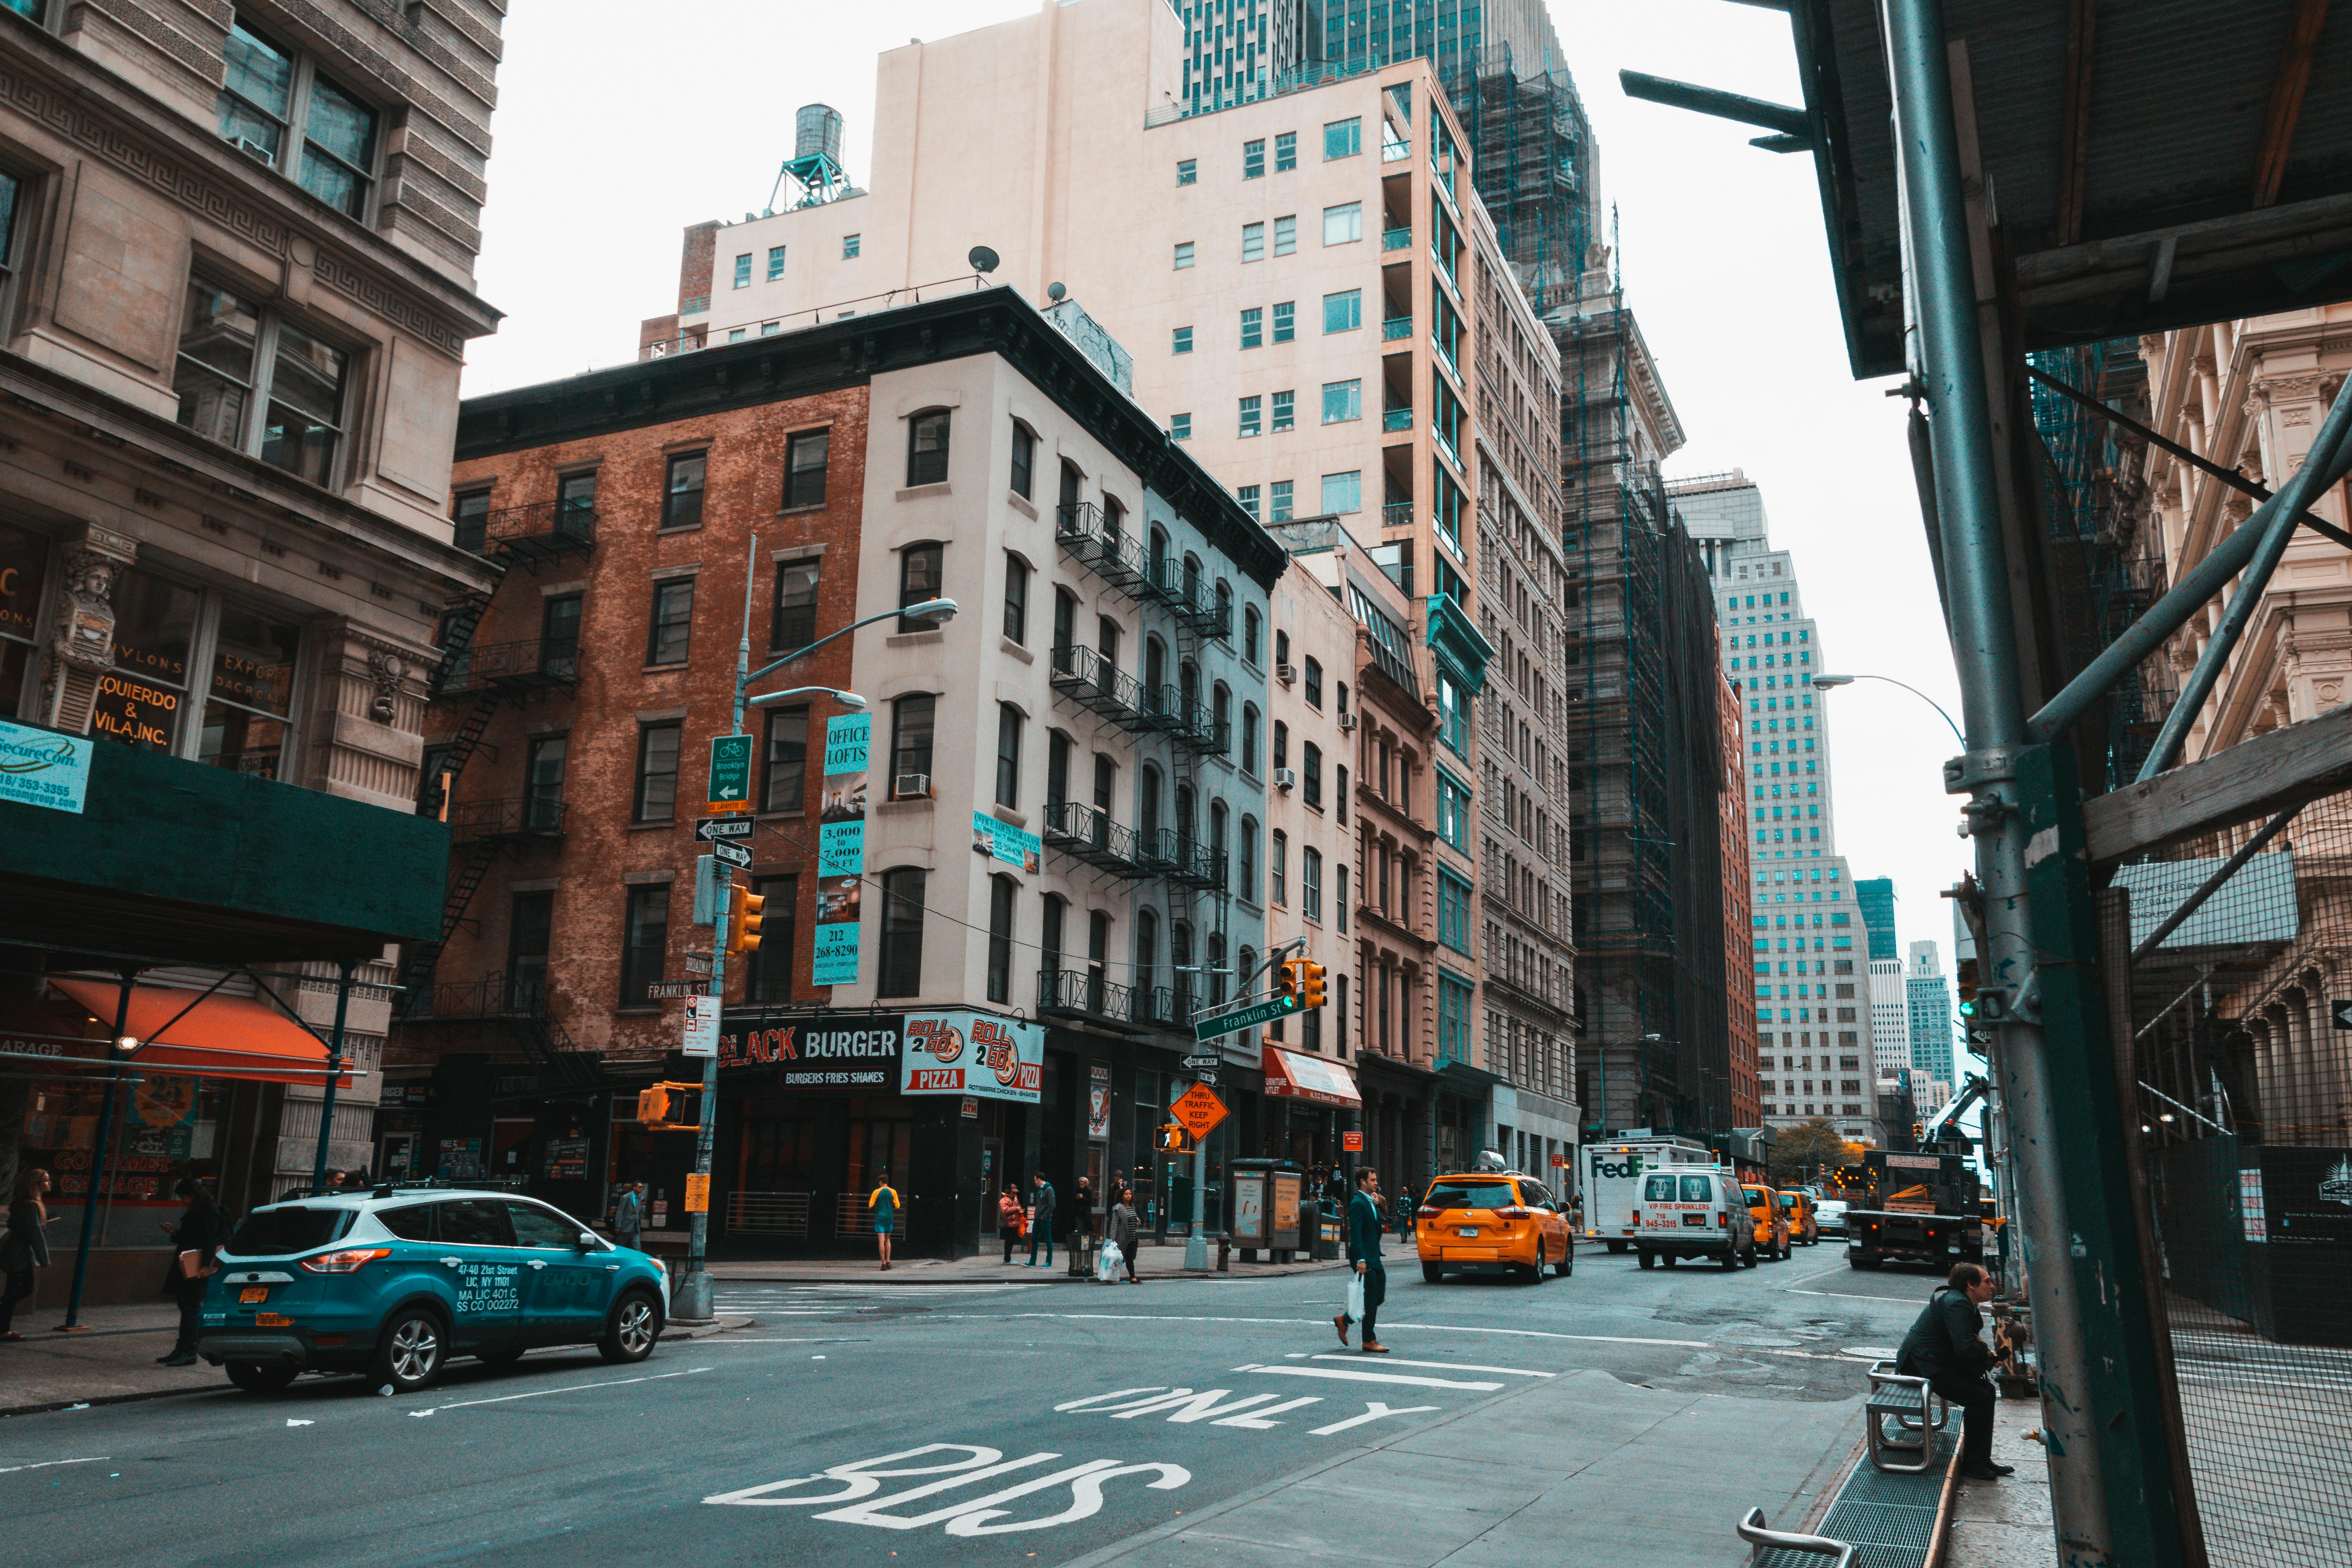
0,1241,1939,1566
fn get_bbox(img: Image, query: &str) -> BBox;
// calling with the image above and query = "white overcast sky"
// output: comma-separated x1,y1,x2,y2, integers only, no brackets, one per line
467,0,1971,971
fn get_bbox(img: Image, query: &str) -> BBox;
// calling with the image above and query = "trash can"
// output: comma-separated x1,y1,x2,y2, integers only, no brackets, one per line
1296,1198,1319,1265
1225,1158,1303,1262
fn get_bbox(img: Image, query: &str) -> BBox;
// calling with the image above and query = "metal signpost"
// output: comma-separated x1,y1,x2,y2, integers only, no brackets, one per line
1170,1083,1229,1270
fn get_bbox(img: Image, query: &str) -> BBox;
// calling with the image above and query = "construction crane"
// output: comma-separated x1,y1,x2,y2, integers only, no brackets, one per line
1921,1073,1989,1154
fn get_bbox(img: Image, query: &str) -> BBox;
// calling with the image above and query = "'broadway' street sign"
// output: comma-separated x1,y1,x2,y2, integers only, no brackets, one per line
1192,994,1299,1043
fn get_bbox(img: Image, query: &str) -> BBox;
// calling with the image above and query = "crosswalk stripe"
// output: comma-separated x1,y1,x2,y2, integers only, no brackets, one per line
1234,1362,1503,1392
1307,1354,1553,1378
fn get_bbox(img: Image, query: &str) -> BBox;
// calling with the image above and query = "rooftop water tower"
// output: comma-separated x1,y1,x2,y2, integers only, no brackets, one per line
773,103,848,208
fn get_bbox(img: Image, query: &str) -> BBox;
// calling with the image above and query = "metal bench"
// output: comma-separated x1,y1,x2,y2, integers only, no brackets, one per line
1734,1506,1854,1567
1865,1361,1950,1474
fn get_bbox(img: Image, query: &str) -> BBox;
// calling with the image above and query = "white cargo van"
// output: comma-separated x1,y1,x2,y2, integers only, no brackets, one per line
1583,1138,1718,1254
1634,1167,1758,1270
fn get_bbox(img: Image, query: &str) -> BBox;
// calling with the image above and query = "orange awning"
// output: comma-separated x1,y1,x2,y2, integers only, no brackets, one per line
47,978,354,1087
1262,1045,1362,1109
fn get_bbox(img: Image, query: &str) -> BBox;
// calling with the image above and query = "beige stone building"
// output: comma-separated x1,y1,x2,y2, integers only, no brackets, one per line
0,0,505,1243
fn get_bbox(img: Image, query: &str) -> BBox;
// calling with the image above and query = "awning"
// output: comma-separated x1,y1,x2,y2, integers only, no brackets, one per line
1261,1046,1362,1109
47,978,353,1087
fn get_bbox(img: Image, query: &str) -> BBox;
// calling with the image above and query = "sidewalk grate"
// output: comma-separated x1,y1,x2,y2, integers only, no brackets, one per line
1752,1432,1949,1568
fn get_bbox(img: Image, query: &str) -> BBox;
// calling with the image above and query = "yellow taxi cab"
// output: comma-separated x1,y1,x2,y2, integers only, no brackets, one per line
1416,1170,1573,1284
1778,1189,1819,1247
1742,1183,1793,1261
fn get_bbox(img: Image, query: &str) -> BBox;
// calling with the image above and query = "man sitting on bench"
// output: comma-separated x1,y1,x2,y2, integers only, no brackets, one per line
1897,1261,2014,1481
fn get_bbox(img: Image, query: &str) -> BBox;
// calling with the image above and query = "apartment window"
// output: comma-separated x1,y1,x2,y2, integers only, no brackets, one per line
1303,742,1323,808
784,429,828,506
1238,484,1261,519
619,885,669,1007
1240,307,1263,348
1243,608,1262,665
1174,241,1196,269
1239,818,1258,902
771,557,819,650
1271,830,1288,904
1304,658,1323,708
842,233,861,258
1271,390,1295,432
890,693,936,791
1320,470,1362,515
767,245,787,281
644,577,693,666
1176,158,1198,185
1241,702,1260,773
452,488,490,554
1243,138,1265,178
878,868,926,996
1242,221,1265,262
995,702,1023,808
727,328,746,344
1323,290,1363,333
1322,379,1363,423
987,876,1017,1004
1002,553,1030,643
1275,130,1297,170
216,18,378,219
898,542,945,631
1437,771,1471,849
539,593,581,677
1337,867,1348,935
1324,117,1362,160
1270,479,1294,521
761,703,809,812
733,253,752,289
633,721,682,823
1439,974,1472,1063
1438,671,1468,755
1171,413,1192,441
761,321,780,336
1439,871,1472,953
174,279,349,485
1274,717,1289,771
907,409,951,486
1173,325,1194,355
524,735,567,832
662,452,706,529
1274,214,1296,255
1004,424,1042,506
1239,395,1262,437
1323,201,1363,245
1272,301,1295,342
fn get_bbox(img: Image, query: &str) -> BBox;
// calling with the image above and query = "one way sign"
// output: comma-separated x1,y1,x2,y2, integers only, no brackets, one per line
2333,1000,2352,1030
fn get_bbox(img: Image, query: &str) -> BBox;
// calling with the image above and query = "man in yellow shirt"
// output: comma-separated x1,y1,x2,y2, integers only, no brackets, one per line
868,1169,900,1270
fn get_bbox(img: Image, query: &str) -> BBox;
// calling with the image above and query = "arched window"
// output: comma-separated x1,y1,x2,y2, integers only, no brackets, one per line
1134,907,1159,1015
907,409,950,486
1237,945,1256,1007
1149,525,1171,585
1210,799,1229,890
1276,628,1291,669
1209,930,1229,1006
1180,657,1200,716
1240,816,1258,901
898,542,945,631
1215,580,1234,638
1171,921,1193,1017
1009,420,1036,498
1245,606,1263,664
1145,634,1168,704
1182,552,1202,605
1175,783,1196,853
1052,589,1077,670
1242,703,1260,774
1212,682,1231,749
1140,762,1163,842
987,874,1017,1003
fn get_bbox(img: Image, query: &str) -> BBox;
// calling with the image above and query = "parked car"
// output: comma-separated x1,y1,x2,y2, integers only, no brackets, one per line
1416,1171,1574,1283
1778,1189,1820,1246
1742,1183,1793,1261
1633,1168,1757,1270
196,1186,670,1395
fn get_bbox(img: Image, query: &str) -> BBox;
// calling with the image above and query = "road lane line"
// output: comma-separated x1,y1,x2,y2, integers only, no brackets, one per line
0,1457,107,1475
1236,1362,1503,1391
406,1366,712,1415
972,1312,1716,1350
1308,1402,1440,1436
1307,1354,1553,1377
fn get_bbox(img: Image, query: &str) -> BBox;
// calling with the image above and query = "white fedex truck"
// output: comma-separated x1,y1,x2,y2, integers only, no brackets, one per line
1582,1137,1719,1253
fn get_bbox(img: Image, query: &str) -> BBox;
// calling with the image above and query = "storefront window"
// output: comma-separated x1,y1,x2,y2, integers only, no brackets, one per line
0,518,46,717
200,600,300,777
94,568,199,752
22,1069,225,1218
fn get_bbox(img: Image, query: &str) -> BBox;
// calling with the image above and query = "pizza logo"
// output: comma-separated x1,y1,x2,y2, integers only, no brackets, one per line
909,1017,966,1065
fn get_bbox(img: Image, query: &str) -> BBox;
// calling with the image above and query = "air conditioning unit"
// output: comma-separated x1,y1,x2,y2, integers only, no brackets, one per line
1273,767,1298,791
895,773,932,800
1276,662,1298,685
1338,711,1358,733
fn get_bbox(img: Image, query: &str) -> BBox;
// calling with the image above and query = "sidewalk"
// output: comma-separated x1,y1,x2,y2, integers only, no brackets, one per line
1942,1396,2053,1565
1060,1365,1862,1568
702,1238,1351,1285
0,1305,751,1418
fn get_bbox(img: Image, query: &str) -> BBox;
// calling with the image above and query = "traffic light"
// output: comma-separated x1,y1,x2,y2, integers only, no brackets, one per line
636,1082,704,1131
727,884,767,957
1297,960,1327,1011
1156,1123,1188,1152
1956,956,1979,1018
1275,960,1300,1009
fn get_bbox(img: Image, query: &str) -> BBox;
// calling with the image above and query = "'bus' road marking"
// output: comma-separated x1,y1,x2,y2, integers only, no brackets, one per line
0,1457,107,1475
406,1366,711,1416
1234,1362,1503,1392
1307,1354,1554,1378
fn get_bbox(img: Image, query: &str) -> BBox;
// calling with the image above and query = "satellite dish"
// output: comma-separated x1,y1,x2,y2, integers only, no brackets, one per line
969,246,999,274
1047,281,1068,303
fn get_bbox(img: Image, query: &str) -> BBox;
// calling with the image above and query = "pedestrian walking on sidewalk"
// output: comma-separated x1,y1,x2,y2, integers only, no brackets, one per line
1028,1170,1056,1268
1,1167,55,1341
1897,1261,2012,1481
1108,1187,1140,1283
615,1182,644,1250
998,1184,1025,1263
158,1176,223,1367
1334,1167,1388,1355
868,1170,900,1270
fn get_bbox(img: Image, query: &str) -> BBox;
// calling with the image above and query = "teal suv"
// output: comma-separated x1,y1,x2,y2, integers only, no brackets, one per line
196,1187,668,1395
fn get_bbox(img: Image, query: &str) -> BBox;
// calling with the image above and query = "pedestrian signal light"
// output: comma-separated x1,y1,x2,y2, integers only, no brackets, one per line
636,1085,667,1123
636,1081,704,1131
1298,960,1327,1011
727,884,767,957
1156,1123,1188,1152
1956,956,1979,1018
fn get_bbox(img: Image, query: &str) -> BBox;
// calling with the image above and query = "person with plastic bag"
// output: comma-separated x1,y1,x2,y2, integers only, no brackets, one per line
1332,1166,1388,1354
997,1183,1025,1264
1103,1186,1140,1284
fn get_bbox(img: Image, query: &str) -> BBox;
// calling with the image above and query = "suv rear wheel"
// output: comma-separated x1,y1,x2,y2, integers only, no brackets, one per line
1558,1238,1574,1278
1526,1242,1547,1285
599,1288,663,1364
373,1307,446,1394
1637,1249,1656,1270
225,1360,298,1394
1421,1261,1443,1284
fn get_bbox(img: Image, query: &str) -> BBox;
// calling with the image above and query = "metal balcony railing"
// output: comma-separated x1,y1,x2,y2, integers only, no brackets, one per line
1140,828,1225,889
439,637,579,695
1383,406,1414,433
1381,136,1411,163
1382,316,1412,341
446,796,566,844
410,970,549,1020
480,501,596,564
1382,502,1415,532
1056,502,1151,597
1049,644,1150,730
1038,967,1136,1021
1382,227,1412,252
1142,557,1231,636
1042,800,1150,877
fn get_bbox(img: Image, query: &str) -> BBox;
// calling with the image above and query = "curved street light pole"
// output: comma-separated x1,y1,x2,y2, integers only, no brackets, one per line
1809,672,1965,748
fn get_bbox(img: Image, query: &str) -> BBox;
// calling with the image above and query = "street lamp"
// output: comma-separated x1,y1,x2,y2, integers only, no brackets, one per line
1809,672,1965,747
750,686,867,711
